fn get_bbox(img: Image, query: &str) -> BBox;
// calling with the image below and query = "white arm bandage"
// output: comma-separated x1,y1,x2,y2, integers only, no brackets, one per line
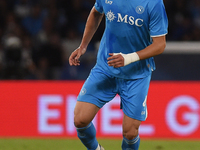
113,52,140,66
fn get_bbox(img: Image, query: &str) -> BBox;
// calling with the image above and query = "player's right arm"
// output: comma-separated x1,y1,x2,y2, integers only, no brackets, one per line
69,7,104,66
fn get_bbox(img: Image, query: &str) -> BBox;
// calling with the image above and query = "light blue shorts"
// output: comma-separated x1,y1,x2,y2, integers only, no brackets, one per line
77,68,151,121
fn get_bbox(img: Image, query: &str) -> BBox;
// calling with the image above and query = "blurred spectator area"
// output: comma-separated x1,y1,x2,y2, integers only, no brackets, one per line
0,0,199,80
152,42,200,80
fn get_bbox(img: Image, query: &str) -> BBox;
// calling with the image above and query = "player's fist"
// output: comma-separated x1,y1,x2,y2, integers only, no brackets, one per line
107,53,125,68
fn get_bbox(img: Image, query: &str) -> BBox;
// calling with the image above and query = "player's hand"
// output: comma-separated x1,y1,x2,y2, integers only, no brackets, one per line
69,47,86,66
107,53,125,68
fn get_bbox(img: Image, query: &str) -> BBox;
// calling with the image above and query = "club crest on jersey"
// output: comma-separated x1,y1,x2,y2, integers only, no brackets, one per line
136,6,145,14
105,0,113,5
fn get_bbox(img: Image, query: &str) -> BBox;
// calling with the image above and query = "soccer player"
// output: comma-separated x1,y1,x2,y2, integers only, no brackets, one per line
69,0,168,149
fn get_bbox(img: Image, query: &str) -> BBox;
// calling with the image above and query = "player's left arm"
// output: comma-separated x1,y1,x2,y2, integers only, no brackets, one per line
107,35,166,68
137,35,166,60
108,0,167,68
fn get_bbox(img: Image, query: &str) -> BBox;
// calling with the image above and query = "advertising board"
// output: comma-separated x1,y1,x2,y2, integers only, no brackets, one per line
0,81,200,139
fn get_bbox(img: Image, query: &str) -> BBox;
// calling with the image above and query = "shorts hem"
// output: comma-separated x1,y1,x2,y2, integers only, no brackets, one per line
77,99,103,109
122,110,146,121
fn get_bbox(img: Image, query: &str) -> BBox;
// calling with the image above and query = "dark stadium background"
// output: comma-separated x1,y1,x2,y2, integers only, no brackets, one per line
0,0,199,80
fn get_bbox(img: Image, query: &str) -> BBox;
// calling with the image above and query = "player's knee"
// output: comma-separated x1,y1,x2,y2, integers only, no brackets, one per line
123,128,139,140
74,115,89,128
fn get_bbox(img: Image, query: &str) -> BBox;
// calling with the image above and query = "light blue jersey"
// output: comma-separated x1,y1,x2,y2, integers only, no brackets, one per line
94,0,168,79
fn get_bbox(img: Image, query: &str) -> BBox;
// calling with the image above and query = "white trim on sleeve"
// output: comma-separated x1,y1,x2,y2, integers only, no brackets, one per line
151,33,167,37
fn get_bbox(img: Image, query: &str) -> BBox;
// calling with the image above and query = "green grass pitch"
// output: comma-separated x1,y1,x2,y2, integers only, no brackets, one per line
0,138,200,150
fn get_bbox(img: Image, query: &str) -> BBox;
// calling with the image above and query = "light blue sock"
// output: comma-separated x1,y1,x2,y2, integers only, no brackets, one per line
121,135,140,150
76,122,98,150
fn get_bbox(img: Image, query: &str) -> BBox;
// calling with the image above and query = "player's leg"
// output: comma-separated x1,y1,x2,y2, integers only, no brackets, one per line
121,114,141,150
74,67,117,150
118,74,151,150
74,101,99,128
74,101,100,150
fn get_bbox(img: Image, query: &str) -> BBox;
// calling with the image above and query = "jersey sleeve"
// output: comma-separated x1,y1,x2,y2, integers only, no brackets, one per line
94,0,104,14
149,0,168,37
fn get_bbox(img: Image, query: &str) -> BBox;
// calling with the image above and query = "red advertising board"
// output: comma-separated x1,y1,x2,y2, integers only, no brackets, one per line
0,81,200,139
